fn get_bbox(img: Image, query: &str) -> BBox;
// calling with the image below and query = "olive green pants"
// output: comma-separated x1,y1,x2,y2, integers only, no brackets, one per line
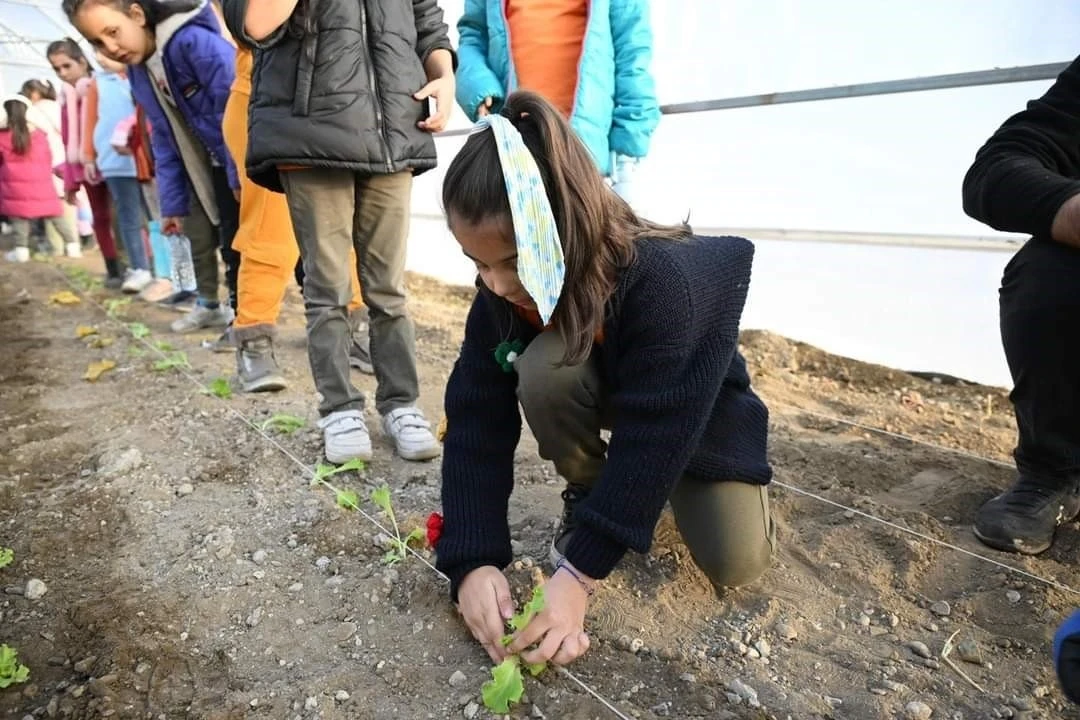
516,330,775,588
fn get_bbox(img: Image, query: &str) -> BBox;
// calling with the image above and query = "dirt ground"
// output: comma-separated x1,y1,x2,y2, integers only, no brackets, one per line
2,253,1079,720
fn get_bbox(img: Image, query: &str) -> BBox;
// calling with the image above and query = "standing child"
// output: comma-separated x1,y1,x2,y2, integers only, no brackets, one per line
0,96,79,262
455,0,660,206
434,92,774,667
83,49,155,294
219,0,455,463
65,0,241,337
47,39,124,284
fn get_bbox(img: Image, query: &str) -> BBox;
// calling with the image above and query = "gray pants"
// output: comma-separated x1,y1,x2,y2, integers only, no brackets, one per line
184,187,219,304
11,216,76,250
516,330,775,588
282,169,419,417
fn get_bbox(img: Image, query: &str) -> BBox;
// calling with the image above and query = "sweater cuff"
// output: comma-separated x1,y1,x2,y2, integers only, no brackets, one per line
563,526,628,580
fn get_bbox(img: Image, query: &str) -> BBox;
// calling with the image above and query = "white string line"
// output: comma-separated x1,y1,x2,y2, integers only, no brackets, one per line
765,401,1080,596
771,400,1014,469
54,269,632,720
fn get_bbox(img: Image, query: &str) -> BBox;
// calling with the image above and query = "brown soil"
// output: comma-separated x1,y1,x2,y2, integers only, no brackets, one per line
1,256,1077,720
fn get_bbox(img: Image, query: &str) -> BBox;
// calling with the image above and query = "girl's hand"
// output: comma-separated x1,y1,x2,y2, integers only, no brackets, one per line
162,216,184,236
83,163,99,183
476,97,493,118
64,190,78,206
506,564,592,666
415,75,455,133
457,566,516,664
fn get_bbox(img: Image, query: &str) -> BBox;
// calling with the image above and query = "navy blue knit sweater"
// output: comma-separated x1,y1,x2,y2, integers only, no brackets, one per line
435,235,772,598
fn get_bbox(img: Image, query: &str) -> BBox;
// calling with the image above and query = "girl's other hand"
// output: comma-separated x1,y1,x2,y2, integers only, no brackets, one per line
162,216,184,236
476,97,493,118
415,75,454,133
64,190,78,205
83,163,99,183
506,564,592,666
457,566,516,664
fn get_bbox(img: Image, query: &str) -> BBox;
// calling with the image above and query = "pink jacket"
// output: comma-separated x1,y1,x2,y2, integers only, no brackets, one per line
0,128,64,219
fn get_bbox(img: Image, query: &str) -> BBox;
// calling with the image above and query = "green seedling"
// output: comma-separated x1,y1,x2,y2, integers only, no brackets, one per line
153,351,190,372
153,340,175,352
0,548,28,689
482,585,548,713
64,266,102,291
309,460,367,518
127,322,151,339
205,377,232,399
259,414,306,435
0,645,29,689
104,297,131,318
128,346,147,358
370,484,424,565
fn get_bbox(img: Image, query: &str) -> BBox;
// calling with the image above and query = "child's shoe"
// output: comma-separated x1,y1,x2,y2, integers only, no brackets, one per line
382,407,440,461
5,247,30,263
121,269,153,294
171,303,234,333
319,409,373,464
65,241,82,258
237,336,287,393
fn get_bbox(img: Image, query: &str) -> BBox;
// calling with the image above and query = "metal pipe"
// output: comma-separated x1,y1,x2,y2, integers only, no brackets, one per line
409,211,1026,252
435,62,1070,138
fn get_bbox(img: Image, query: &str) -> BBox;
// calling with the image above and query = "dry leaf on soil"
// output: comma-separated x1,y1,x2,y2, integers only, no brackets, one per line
48,291,81,305
83,360,116,382
75,325,98,338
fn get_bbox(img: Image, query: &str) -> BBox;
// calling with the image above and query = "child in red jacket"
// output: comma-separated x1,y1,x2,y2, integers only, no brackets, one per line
0,95,78,262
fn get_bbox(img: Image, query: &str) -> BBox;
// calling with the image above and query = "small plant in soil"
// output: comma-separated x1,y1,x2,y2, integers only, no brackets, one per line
369,484,424,565
259,413,306,434
482,584,548,713
127,322,151,339
205,377,232,399
103,297,131,318
153,351,190,372
0,548,29,690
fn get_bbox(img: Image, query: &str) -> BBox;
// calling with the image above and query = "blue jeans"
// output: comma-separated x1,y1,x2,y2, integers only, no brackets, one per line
104,176,150,271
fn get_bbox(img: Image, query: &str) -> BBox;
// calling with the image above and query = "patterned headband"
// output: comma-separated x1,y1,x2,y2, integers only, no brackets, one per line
477,114,565,325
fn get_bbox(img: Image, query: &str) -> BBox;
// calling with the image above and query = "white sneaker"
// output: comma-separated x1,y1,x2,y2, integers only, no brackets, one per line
65,241,82,258
5,247,30,263
170,303,234,333
382,407,440,461
121,268,154,294
319,409,373,464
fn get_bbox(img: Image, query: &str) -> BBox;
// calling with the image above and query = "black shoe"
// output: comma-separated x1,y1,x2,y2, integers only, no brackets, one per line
157,289,196,310
104,274,125,290
549,483,590,567
974,474,1080,554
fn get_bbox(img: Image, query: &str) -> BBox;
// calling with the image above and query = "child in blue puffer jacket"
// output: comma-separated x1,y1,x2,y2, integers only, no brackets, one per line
455,0,660,207
66,0,240,341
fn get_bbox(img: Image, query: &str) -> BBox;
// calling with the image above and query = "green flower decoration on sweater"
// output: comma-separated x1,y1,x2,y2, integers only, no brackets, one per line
494,339,526,373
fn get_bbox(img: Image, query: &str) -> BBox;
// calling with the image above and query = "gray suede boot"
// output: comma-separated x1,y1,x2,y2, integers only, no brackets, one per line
235,328,287,393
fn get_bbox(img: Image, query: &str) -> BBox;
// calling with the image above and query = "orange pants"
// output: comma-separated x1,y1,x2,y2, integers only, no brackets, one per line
222,86,361,335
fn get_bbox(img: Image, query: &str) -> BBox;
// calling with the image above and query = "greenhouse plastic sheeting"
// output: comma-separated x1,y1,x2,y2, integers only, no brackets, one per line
0,0,83,96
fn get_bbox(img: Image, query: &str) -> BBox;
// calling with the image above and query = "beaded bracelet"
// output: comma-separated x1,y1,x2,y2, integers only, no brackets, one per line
555,559,596,597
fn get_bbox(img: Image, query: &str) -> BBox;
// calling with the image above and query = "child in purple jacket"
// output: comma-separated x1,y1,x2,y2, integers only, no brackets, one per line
67,0,240,341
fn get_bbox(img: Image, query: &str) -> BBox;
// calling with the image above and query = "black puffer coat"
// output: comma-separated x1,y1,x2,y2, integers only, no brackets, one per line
221,0,455,192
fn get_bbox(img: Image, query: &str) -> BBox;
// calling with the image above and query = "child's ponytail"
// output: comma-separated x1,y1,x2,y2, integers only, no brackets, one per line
4,98,33,155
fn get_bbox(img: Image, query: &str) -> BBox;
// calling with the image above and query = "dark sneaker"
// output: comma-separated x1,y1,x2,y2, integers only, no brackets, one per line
157,289,197,311
548,483,590,568
974,474,1080,554
104,274,125,290
237,336,287,393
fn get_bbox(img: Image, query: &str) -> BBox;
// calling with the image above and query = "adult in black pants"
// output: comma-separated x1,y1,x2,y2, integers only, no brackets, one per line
962,55,1080,554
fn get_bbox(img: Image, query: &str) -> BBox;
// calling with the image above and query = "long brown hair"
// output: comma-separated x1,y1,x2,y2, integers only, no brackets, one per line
4,100,32,156
442,90,690,365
